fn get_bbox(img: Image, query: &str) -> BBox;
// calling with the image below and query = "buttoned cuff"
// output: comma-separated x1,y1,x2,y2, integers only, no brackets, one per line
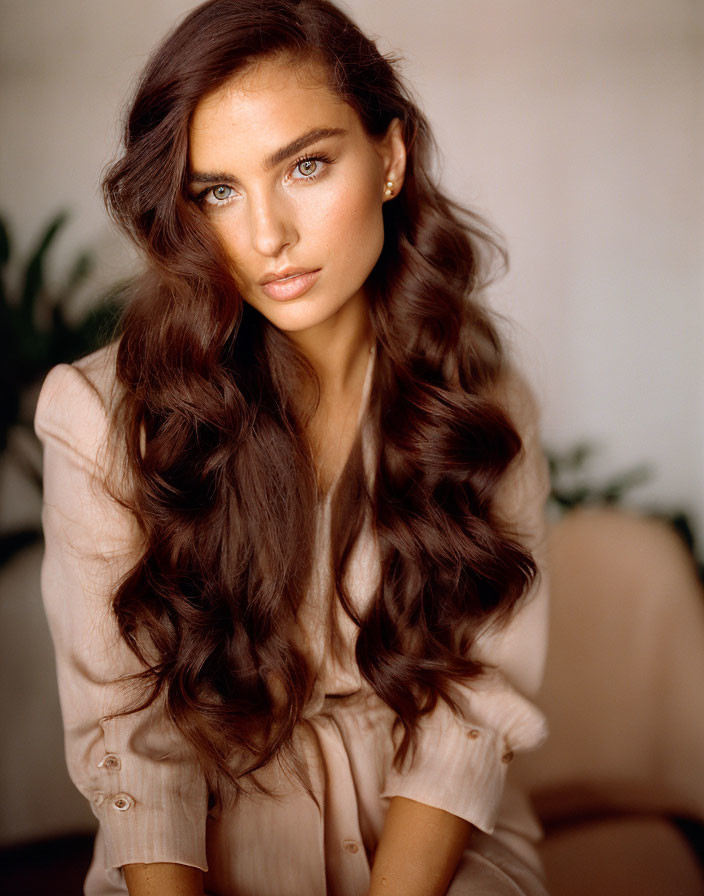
379,671,548,834
87,745,209,884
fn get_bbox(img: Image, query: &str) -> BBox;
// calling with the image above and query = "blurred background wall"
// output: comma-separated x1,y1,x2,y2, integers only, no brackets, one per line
1,0,702,846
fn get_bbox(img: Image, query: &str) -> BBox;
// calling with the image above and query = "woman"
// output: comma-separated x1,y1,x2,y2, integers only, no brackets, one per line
35,1,552,894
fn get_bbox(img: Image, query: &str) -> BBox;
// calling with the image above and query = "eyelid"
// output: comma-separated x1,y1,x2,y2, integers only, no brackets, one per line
193,150,335,208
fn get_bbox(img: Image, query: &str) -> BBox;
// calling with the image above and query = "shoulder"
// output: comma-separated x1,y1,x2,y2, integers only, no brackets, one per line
450,355,542,442
474,364,551,694
34,340,122,471
488,361,551,530
72,340,121,405
488,362,542,444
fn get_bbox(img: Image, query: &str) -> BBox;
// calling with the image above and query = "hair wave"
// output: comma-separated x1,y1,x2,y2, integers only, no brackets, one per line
100,0,538,806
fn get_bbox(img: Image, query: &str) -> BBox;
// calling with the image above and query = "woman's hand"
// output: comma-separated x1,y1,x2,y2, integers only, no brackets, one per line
123,862,205,896
368,796,473,896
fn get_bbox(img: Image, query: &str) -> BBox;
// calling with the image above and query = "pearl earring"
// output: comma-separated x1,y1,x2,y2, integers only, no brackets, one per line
384,180,394,198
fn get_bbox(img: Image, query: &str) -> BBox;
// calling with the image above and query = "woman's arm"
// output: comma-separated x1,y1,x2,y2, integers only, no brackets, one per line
123,863,205,896
373,371,551,893
368,796,473,896
35,358,209,882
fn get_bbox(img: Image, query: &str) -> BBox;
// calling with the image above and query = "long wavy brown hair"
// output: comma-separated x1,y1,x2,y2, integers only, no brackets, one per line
101,0,539,806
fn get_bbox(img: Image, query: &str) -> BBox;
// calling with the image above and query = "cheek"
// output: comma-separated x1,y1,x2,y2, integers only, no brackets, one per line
316,171,384,263
209,217,247,264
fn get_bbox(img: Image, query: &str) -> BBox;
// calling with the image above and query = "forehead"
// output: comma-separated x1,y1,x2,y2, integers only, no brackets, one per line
189,56,360,168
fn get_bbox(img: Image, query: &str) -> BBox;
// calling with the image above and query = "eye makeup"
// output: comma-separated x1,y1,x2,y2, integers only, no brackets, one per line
191,151,337,209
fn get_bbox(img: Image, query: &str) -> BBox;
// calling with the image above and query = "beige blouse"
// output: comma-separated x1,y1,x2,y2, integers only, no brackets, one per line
35,339,551,895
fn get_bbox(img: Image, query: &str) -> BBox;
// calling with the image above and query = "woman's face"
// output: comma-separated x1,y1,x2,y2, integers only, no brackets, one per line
188,54,405,339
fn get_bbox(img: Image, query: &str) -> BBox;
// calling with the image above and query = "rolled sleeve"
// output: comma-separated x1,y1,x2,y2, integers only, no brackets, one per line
35,356,209,881
380,367,551,834
379,671,548,833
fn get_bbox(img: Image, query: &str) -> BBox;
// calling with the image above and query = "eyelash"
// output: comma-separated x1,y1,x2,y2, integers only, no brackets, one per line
290,152,334,182
195,152,335,209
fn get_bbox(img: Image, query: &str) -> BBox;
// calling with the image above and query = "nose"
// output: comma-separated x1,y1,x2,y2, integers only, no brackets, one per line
248,188,297,257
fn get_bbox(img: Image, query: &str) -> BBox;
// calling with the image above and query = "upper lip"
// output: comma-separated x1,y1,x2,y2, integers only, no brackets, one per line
259,266,318,285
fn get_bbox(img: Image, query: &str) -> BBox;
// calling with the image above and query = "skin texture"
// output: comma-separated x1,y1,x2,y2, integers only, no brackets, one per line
123,863,204,895
189,55,407,492
368,796,475,896
123,796,473,895
124,57,471,895
188,54,405,399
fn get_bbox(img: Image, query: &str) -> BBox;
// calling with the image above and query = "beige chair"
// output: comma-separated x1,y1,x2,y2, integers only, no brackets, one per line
514,507,704,895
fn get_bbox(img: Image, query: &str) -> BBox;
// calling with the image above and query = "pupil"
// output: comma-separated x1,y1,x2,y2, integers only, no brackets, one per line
301,160,316,175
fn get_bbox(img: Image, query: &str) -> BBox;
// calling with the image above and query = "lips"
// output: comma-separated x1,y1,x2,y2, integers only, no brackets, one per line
260,268,321,301
259,266,316,286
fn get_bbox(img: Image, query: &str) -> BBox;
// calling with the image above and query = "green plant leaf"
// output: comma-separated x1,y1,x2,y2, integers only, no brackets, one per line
19,209,70,320
74,299,124,354
0,529,42,566
55,250,96,309
600,464,652,503
0,213,10,268
0,213,10,308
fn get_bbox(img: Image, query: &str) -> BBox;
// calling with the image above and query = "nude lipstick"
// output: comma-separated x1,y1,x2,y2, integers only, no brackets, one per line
260,268,321,301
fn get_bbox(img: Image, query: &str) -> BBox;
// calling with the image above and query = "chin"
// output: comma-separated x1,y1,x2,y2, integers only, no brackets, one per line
260,294,358,331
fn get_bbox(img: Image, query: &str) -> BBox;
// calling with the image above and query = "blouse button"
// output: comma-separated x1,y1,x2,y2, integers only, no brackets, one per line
343,839,360,854
467,729,481,739
98,753,121,770
111,793,135,811
501,750,514,764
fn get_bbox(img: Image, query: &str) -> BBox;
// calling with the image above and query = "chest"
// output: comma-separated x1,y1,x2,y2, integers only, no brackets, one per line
307,399,363,496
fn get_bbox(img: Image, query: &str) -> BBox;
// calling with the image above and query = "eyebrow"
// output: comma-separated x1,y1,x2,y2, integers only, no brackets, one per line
188,126,348,186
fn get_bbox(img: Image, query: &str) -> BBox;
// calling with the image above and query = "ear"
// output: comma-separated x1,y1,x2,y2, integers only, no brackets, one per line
377,117,407,201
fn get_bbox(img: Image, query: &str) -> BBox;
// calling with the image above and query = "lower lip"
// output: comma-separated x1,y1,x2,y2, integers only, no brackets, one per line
261,269,321,301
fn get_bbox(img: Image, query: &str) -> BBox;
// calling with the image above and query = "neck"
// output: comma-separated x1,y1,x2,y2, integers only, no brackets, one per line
285,290,374,399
